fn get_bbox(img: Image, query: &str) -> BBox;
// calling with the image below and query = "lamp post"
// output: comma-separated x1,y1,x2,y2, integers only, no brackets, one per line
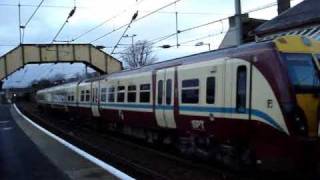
195,42,211,51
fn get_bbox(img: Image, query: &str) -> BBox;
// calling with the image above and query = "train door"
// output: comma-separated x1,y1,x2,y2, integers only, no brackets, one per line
225,59,251,120
155,67,176,128
91,81,101,117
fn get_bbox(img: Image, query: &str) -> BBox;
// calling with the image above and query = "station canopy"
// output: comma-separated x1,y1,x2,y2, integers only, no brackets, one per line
0,44,122,80
255,0,320,41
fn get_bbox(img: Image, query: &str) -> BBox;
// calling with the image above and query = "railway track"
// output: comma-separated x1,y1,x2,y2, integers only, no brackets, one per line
16,102,305,180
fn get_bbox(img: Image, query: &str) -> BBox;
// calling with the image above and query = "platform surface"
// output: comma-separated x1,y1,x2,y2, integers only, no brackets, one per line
0,104,119,180
0,104,69,180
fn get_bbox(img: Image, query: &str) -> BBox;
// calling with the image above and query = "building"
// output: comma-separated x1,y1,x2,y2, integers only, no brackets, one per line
219,14,266,48
254,0,320,41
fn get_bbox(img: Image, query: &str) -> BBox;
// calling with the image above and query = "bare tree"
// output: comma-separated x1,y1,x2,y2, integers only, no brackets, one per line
121,40,157,69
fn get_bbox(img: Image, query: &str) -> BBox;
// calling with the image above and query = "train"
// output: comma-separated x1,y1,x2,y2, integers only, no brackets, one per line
36,35,320,171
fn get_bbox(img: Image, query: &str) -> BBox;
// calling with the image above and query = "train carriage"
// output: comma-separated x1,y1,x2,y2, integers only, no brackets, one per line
36,35,320,170
77,81,93,120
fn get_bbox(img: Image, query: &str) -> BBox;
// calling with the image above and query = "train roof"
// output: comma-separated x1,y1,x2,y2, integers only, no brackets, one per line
37,39,274,93
37,81,79,93
106,40,274,78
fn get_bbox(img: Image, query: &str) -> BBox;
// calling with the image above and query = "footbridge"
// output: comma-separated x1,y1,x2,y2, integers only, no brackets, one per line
0,44,123,81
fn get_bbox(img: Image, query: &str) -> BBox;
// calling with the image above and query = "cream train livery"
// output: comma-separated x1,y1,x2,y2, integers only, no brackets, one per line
37,35,320,170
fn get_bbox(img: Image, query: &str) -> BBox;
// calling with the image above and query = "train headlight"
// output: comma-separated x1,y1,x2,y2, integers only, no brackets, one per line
281,103,308,136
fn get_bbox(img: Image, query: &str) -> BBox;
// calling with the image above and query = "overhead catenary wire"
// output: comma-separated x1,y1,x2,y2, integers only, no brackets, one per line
90,0,182,43
1,0,300,58
21,0,45,43
0,44,17,47
72,0,146,42
151,17,230,45
23,0,45,27
179,30,229,45
150,0,286,46
50,6,77,44
140,10,230,15
0,3,86,9
111,11,139,54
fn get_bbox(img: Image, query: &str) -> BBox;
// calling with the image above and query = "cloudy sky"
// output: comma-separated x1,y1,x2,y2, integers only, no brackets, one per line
1,0,303,88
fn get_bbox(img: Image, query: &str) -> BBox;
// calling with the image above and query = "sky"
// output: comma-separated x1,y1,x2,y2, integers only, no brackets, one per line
0,0,303,88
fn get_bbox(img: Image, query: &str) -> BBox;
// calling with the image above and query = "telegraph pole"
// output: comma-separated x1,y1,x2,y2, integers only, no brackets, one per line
234,0,242,45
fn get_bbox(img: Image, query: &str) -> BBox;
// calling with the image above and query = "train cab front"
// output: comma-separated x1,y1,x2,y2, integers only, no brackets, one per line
275,35,320,169
275,36,320,138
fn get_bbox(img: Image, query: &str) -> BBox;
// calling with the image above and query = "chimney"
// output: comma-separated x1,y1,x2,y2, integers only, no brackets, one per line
277,0,290,15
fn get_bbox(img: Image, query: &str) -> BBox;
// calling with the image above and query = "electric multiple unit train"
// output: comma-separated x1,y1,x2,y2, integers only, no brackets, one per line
36,35,320,170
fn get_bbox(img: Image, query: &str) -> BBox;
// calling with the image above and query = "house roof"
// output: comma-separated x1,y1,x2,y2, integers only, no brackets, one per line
255,0,320,36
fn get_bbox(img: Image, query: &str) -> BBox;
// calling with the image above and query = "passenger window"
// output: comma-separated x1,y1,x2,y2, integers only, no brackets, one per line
158,80,163,104
101,88,107,102
85,90,90,102
182,79,199,104
117,86,125,102
80,91,84,102
108,87,115,102
166,79,172,105
140,84,150,103
95,88,98,102
92,88,95,102
236,66,247,113
127,85,136,103
206,77,215,104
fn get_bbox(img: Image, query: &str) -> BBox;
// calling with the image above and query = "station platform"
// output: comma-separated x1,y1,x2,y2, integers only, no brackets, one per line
0,104,130,180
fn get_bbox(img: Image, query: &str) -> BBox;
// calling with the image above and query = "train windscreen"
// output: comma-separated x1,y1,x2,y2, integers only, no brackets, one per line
282,53,320,92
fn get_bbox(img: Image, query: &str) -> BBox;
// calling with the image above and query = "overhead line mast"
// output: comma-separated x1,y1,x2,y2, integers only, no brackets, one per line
21,0,45,43
18,2,22,44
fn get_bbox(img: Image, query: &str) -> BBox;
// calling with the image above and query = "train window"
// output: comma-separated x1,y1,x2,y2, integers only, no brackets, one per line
140,84,150,103
166,79,172,105
236,66,247,113
182,79,199,104
108,87,115,102
206,77,215,104
182,79,199,87
283,53,320,90
101,88,107,102
85,90,90,102
80,90,85,102
158,80,163,104
117,86,125,102
92,88,95,102
127,85,136,103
